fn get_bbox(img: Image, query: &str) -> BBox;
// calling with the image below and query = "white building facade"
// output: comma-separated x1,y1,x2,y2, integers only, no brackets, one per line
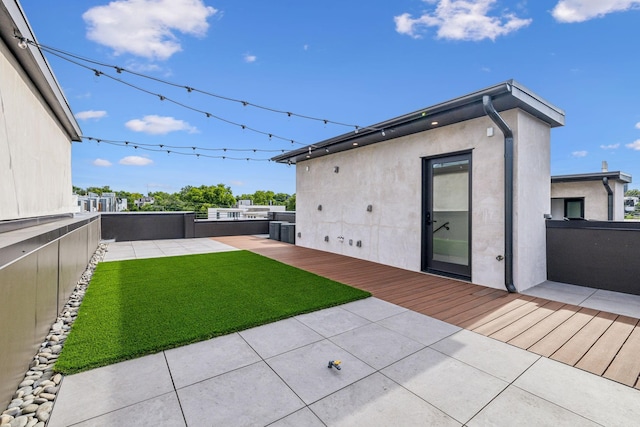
551,171,631,221
0,0,81,221
274,81,565,293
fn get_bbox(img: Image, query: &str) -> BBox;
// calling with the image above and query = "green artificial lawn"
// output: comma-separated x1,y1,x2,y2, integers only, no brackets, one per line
55,250,370,374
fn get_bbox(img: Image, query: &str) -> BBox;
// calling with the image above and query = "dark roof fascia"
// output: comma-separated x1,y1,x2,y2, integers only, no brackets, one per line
551,171,632,184
0,0,82,141
272,80,565,164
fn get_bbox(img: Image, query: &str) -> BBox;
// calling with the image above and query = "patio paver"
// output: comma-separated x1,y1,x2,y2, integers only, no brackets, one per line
214,235,640,388
44,238,640,426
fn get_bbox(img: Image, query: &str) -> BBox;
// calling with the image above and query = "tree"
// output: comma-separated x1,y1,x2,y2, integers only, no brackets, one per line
72,186,86,195
237,194,253,202
625,189,640,197
286,194,296,211
115,191,143,211
274,193,289,204
86,186,112,195
149,191,185,211
179,184,236,213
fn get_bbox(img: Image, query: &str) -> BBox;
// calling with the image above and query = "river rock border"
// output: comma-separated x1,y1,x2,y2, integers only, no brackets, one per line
1,243,107,427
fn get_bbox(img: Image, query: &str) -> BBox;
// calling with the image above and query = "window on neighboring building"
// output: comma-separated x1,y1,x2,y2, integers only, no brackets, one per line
564,198,584,219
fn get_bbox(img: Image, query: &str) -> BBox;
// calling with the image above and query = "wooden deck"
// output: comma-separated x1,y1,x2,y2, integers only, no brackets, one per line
213,235,640,389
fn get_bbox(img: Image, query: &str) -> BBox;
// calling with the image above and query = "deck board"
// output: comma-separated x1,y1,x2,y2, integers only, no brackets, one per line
472,298,550,337
575,316,638,376
507,305,581,349
489,300,566,342
603,324,640,388
551,311,618,366
212,236,640,388
527,308,599,357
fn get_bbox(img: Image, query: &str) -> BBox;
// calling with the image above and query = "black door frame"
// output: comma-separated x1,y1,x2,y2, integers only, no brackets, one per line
421,151,472,280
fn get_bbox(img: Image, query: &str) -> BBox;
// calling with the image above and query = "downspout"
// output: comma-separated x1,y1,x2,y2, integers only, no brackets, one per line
482,95,517,293
602,177,613,221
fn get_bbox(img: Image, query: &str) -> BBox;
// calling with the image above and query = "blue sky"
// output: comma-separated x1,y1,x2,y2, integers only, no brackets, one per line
19,0,640,195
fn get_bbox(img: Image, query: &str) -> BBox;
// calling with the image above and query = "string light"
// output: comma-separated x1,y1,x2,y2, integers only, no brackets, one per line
82,137,273,161
82,136,287,154
21,37,383,133
17,37,28,50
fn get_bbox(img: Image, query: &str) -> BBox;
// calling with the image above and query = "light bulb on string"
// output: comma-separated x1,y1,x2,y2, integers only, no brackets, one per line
19,38,373,140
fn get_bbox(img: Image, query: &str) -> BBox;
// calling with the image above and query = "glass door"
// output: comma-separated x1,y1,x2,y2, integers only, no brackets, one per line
422,153,471,279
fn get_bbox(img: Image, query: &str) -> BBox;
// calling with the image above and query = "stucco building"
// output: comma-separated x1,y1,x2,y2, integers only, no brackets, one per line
0,0,99,409
274,81,565,294
551,170,631,221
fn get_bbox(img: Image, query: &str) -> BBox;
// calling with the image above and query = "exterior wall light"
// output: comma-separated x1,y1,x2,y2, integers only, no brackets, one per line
334,166,339,173
317,204,322,211
366,205,373,212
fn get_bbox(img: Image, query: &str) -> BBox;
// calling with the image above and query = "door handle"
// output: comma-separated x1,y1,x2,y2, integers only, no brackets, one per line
426,212,436,225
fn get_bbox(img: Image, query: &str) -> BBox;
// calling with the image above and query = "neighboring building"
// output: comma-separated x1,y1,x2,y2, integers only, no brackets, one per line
208,203,286,220
134,196,155,208
274,80,565,293
77,192,128,212
0,0,100,410
624,196,638,214
551,169,631,221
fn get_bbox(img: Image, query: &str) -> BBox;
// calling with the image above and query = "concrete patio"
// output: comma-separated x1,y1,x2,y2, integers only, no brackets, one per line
47,239,640,426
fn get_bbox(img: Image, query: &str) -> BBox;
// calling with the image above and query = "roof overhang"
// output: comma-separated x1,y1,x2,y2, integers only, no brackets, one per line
272,80,565,164
0,0,81,141
552,171,632,184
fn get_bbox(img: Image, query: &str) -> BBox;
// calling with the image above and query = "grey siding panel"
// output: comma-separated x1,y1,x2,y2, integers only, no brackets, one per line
0,255,39,410
546,222,640,295
0,219,98,409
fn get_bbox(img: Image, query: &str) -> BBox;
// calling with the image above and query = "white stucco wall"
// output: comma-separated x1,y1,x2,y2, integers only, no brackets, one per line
512,111,551,291
0,38,73,221
551,180,626,221
296,109,552,291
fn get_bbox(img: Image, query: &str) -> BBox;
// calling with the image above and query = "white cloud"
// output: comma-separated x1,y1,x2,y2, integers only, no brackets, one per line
394,0,532,41
243,53,257,63
75,110,107,120
119,156,154,166
600,143,620,150
552,0,640,23
93,158,112,167
572,150,588,157
83,0,217,60
626,140,640,150
125,61,162,73
125,115,197,135
635,122,640,129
